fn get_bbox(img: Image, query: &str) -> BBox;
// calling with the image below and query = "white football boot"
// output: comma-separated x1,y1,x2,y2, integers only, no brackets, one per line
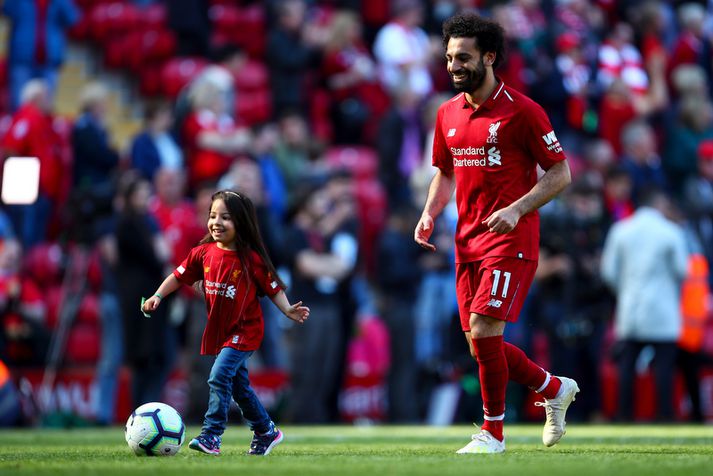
536,376,580,447
456,430,505,454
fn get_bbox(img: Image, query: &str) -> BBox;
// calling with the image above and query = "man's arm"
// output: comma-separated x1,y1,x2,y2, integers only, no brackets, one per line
483,159,571,234
414,168,455,251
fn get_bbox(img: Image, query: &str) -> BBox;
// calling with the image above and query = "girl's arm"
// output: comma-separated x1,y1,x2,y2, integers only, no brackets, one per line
270,290,309,324
142,274,182,314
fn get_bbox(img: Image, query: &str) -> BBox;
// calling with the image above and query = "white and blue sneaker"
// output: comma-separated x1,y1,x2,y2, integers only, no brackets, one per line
248,428,283,456
189,433,221,455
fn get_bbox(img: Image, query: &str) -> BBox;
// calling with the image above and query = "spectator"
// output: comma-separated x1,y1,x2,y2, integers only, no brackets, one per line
663,95,713,194
601,187,688,421
536,178,613,422
376,88,425,208
376,205,422,422
173,44,248,135
91,214,123,426
0,239,48,367
1,0,80,111
667,3,707,81
321,10,388,144
683,140,713,287
181,81,251,192
149,167,199,266
596,25,668,153
115,173,174,407
602,165,635,222
283,183,355,423
373,0,434,101
71,82,121,191
619,120,669,202
273,110,325,200
130,101,184,182
165,0,210,58
1,79,62,248
266,0,325,115
251,123,288,220
0,359,22,426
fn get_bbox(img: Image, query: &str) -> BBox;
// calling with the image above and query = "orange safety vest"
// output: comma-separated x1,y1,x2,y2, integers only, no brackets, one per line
0,359,9,387
679,254,711,353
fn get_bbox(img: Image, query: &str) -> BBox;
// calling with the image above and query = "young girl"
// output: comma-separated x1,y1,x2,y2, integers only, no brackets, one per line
142,190,309,456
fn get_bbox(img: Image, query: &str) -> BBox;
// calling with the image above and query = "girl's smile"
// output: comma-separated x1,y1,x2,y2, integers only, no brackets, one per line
208,199,237,250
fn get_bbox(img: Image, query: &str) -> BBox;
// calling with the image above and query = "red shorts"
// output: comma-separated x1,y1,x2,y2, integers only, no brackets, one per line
456,256,537,331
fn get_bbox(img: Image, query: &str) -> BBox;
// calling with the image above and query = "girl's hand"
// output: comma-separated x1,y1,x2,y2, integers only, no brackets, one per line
142,295,162,313
284,301,310,324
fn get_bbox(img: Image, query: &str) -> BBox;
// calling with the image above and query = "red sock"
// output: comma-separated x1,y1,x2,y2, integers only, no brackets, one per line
503,343,561,399
472,336,507,441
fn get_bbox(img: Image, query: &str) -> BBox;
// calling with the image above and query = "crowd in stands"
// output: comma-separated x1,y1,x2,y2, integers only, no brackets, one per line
1,0,713,426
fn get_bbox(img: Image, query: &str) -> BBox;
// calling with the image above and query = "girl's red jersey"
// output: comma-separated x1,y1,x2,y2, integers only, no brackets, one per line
173,243,281,354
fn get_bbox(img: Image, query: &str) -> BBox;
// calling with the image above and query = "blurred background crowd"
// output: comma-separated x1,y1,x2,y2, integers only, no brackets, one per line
1,0,713,428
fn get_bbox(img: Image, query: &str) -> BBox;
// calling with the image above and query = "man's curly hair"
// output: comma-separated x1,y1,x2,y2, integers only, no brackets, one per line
442,13,506,69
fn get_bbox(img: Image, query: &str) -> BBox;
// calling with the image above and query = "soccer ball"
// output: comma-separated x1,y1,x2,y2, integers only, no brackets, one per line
125,402,185,456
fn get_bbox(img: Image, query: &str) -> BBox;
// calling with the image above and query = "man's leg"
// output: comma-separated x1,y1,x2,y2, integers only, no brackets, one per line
465,333,579,447
469,314,508,442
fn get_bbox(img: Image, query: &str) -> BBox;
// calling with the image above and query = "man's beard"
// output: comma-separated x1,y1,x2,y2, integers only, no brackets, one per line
450,58,486,93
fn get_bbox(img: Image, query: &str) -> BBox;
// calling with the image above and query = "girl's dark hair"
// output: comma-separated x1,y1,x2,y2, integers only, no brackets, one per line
200,190,286,289
442,13,506,69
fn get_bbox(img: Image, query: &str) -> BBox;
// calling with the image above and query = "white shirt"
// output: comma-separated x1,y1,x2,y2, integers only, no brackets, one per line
373,22,433,98
600,207,689,341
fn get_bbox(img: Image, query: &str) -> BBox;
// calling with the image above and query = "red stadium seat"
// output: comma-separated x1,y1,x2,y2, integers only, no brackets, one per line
139,63,164,97
76,293,100,325
230,5,266,58
235,89,272,126
209,4,241,34
65,323,100,364
139,2,167,30
123,29,176,73
23,242,64,288
44,285,63,329
234,60,268,92
160,57,209,99
210,4,266,58
89,1,141,45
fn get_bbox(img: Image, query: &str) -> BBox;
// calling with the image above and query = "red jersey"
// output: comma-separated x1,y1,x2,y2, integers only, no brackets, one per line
182,110,234,187
1,103,62,199
432,82,566,263
173,243,282,354
149,198,202,266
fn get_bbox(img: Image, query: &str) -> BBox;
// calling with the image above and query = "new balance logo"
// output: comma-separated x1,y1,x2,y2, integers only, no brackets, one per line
447,128,457,137
226,285,236,300
487,298,503,308
487,147,501,166
232,335,239,344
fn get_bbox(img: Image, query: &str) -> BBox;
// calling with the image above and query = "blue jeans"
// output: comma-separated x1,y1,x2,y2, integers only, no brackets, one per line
203,346,271,436
94,292,123,424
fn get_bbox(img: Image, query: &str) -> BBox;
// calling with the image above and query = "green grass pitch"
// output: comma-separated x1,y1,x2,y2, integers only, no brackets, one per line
0,424,711,476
